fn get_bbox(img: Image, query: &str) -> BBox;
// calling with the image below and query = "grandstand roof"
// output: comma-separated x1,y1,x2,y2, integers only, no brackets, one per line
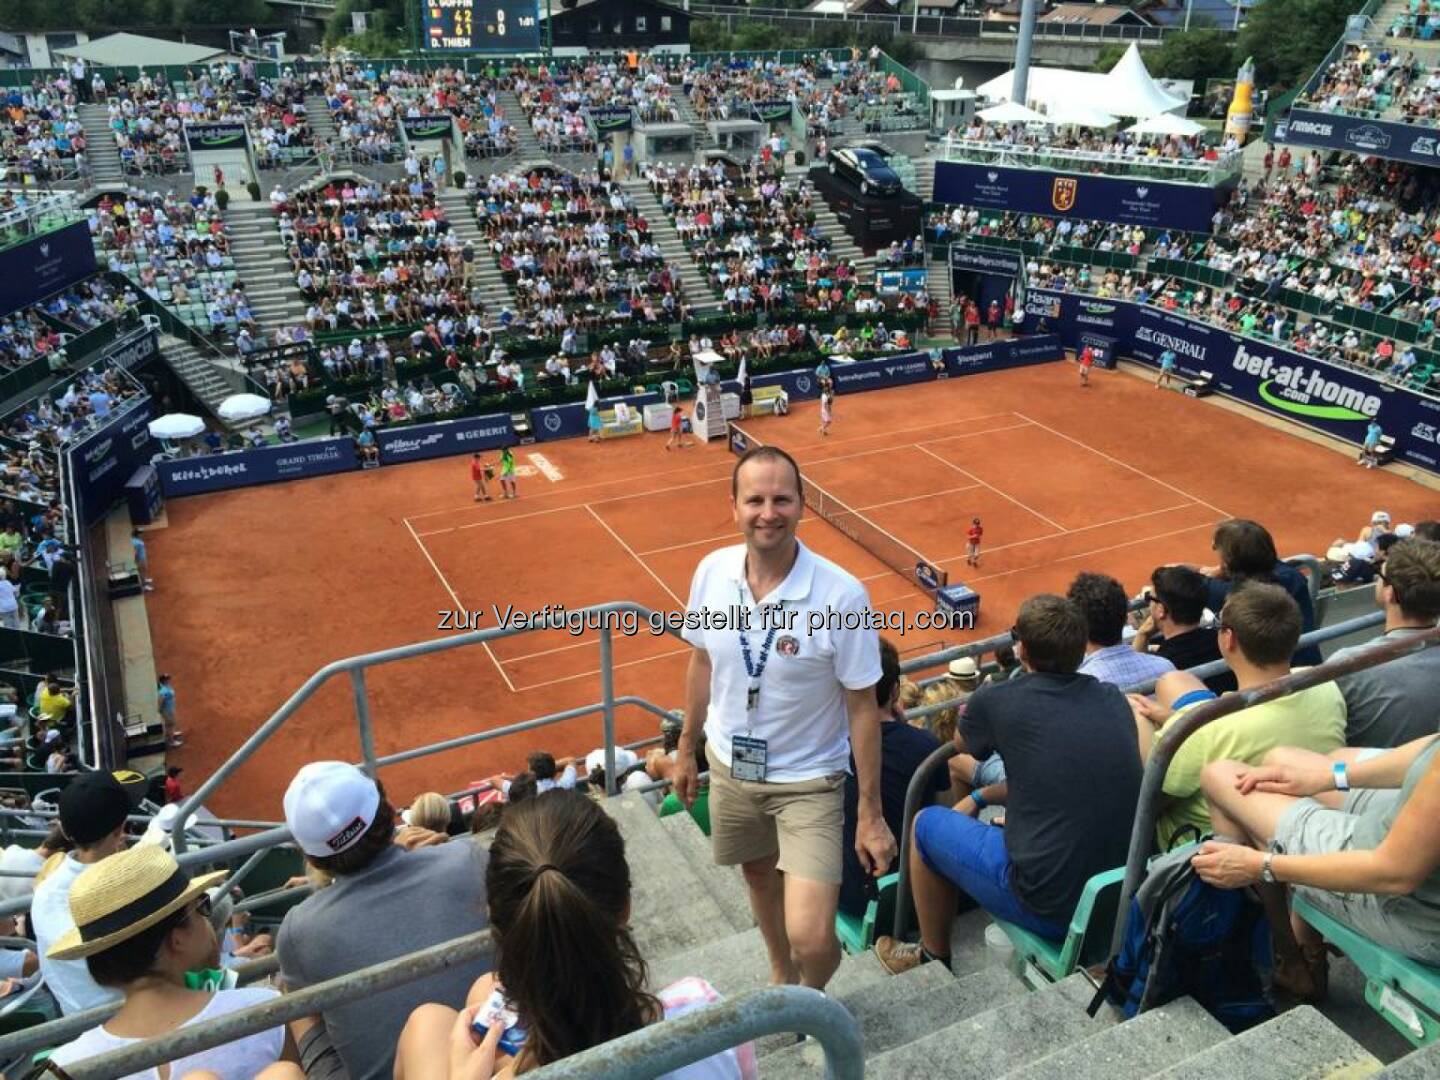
52,33,233,67
976,43,1187,118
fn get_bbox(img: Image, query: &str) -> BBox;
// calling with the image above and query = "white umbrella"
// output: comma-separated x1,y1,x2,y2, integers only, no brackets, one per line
217,393,273,423
978,101,1050,126
148,413,207,440
1125,112,1206,137
1046,101,1118,129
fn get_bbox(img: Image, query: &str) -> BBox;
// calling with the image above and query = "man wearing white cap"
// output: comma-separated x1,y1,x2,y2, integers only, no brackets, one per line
277,762,491,1080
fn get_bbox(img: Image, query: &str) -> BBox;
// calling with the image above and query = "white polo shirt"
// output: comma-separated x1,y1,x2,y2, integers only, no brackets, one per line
682,540,881,783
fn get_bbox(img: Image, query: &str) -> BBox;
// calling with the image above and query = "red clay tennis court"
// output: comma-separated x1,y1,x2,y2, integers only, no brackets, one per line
148,362,1439,819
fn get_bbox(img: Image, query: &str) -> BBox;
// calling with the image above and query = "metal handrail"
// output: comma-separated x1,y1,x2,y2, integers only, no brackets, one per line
890,608,1389,941
528,986,862,1080
168,602,676,855
1110,620,1440,954
942,139,1241,185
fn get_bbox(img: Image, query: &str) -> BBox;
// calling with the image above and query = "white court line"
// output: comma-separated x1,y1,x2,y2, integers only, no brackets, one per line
877,519,1224,609
416,474,731,536
799,419,1035,471
913,444,1069,533
931,500,1199,565
632,484,983,558
1013,412,1231,519
403,519,516,692
404,411,1025,525
586,504,686,607
512,645,693,692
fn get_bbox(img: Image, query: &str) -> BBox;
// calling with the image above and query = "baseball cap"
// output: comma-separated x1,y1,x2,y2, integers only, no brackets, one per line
1396,523,1415,538
59,771,133,845
584,747,639,776
283,762,382,859
948,657,979,679
1348,541,1377,561
1372,510,1391,525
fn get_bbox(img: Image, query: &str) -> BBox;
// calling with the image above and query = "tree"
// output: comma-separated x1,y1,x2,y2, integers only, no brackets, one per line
1237,0,1356,90
1150,25,1235,80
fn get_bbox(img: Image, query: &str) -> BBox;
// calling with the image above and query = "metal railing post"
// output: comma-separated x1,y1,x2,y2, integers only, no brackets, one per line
892,741,957,940
600,625,617,795
351,667,377,778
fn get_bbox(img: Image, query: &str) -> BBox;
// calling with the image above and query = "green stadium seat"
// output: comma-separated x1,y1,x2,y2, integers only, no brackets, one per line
1293,895,1440,1047
836,872,899,955
991,865,1125,985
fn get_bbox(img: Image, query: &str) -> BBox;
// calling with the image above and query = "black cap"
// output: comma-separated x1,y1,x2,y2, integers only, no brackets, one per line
58,772,132,845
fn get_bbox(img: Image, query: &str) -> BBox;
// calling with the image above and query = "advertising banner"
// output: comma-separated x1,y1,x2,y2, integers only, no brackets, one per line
183,123,249,153
158,437,359,497
401,115,454,141
830,352,937,394
949,244,1023,278
1275,108,1440,169
376,413,514,465
0,221,98,319
587,106,633,133
933,161,1226,234
1030,292,1440,475
943,334,1063,376
751,99,793,123
70,403,156,523
102,329,158,371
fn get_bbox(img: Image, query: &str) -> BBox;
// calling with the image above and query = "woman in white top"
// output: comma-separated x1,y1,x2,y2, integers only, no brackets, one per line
46,845,302,1080
395,789,756,1080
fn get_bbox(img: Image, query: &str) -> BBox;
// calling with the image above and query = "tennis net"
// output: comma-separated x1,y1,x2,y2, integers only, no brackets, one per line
727,422,948,594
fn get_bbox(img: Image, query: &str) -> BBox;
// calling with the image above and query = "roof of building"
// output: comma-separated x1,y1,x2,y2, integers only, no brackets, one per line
52,32,232,67
1039,3,1151,25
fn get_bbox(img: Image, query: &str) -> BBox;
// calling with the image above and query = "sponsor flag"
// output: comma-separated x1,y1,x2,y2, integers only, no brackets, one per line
585,379,599,411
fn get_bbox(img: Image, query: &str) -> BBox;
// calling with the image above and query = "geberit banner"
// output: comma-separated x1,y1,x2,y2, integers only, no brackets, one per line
1026,289,1440,475
933,161,1229,235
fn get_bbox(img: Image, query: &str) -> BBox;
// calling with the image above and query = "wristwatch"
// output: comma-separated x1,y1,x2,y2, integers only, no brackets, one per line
1260,852,1276,884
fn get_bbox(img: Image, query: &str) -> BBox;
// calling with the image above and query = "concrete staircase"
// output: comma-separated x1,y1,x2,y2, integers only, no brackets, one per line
673,94,714,153
813,200,876,279
496,88,549,161
77,102,126,187
156,333,250,425
916,158,936,203
621,178,719,307
598,791,1434,1080
306,94,337,149
928,247,955,339
439,187,514,315
226,202,306,331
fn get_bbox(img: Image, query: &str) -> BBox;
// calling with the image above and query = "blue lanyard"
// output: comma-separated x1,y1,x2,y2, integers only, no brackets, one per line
737,584,782,682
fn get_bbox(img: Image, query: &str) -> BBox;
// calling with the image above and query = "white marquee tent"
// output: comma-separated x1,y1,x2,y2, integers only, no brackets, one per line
976,43,1188,120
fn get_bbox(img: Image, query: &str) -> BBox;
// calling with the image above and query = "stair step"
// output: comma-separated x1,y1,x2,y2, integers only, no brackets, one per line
658,811,753,933
865,974,1118,1080
1379,1039,1440,1077
1152,1005,1382,1079
601,794,733,961
761,965,1026,1079
649,924,890,1003
1004,998,1229,1080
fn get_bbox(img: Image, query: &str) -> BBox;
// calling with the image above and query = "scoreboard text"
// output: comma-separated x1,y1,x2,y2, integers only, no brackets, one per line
421,0,540,51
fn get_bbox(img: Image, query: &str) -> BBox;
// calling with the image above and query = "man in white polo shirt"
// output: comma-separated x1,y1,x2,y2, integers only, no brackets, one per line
674,445,895,991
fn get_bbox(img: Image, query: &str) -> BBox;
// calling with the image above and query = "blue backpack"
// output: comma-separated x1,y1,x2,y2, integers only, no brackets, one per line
1089,844,1275,1033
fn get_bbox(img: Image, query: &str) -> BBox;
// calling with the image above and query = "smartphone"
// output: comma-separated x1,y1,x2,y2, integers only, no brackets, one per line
474,987,528,1056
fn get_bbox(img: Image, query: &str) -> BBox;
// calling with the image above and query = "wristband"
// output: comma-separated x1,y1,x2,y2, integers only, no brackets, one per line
1333,762,1350,792
970,791,988,811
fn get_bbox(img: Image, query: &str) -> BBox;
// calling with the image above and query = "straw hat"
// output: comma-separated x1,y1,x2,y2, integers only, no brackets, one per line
48,845,227,961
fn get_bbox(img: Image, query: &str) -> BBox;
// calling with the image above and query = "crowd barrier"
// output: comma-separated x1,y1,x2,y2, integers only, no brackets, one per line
1025,287,1440,475
153,336,1066,499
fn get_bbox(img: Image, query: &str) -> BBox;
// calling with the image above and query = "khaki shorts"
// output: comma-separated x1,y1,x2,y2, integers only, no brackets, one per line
708,755,846,885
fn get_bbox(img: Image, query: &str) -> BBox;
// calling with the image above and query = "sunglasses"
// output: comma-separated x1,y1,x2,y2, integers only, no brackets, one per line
190,894,213,922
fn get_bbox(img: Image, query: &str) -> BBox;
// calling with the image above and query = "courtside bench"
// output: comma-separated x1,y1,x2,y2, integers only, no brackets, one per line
751,386,789,416
599,407,644,439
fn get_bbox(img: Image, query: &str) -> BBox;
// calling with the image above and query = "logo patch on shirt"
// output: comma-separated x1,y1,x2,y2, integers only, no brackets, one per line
776,635,801,657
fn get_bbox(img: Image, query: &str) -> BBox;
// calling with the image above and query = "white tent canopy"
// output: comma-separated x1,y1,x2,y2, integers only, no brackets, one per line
1045,100,1119,129
978,101,1050,125
976,44,1188,120
1126,111,1207,137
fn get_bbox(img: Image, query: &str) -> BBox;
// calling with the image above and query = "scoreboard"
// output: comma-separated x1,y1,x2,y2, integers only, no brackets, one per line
421,0,540,51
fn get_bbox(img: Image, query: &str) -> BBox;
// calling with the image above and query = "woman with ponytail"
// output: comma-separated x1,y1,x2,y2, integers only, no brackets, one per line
395,789,756,1079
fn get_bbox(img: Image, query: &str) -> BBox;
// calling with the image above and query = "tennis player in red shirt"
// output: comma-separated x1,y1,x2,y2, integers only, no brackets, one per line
1078,345,1094,387
966,517,983,567
471,452,493,501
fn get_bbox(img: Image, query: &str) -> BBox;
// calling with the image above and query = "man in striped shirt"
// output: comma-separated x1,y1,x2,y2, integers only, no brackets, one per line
1069,572,1175,690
